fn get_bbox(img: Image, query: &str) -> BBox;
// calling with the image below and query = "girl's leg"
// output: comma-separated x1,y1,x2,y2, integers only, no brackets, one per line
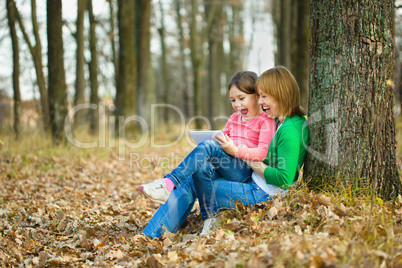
139,140,251,204
142,177,197,238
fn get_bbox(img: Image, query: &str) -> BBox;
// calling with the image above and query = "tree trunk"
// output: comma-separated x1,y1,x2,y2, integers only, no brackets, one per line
228,1,244,75
174,0,191,118
47,0,68,143
278,0,291,68
304,0,401,200
109,0,118,87
190,0,217,129
15,0,50,132
291,0,309,110
115,0,137,131
226,1,244,115
88,0,99,134
6,0,21,139
190,0,201,128
157,0,170,125
74,0,87,128
207,4,224,129
135,0,155,123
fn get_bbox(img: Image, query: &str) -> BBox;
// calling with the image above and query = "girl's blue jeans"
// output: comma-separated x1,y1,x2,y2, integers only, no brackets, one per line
142,177,272,238
164,139,253,219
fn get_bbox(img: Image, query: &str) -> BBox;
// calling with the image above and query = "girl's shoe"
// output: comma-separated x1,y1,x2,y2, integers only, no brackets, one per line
200,218,218,236
138,179,170,204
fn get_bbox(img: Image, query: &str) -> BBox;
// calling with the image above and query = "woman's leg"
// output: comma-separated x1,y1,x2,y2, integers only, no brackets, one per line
166,140,252,187
142,177,197,238
192,161,221,220
194,176,272,219
212,179,272,210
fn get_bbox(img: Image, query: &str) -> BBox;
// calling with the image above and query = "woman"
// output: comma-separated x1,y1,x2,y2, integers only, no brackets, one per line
142,66,309,238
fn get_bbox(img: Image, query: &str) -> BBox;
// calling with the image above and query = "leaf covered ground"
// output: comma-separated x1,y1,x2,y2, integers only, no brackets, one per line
0,133,402,267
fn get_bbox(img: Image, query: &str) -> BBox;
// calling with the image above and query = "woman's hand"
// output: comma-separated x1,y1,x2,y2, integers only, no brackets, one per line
244,160,267,178
212,134,239,157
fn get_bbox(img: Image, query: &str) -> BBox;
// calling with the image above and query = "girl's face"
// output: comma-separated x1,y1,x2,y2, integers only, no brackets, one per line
258,88,282,121
229,85,260,120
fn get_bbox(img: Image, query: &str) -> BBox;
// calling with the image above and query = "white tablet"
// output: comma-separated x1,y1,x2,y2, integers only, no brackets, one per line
189,130,224,144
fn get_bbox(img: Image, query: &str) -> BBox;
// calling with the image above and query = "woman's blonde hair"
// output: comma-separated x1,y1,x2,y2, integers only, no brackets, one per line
256,66,306,117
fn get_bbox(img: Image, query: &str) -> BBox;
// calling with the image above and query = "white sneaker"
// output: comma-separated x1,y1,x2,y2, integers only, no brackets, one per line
138,179,170,204
200,218,218,236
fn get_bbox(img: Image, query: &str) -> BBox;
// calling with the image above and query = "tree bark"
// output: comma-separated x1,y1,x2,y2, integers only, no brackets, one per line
278,0,291,68
115,0,137,130
174,0,191,118
157,0,170,125
74,0,87,128
15,0,50,132
108,0,118,87
190,0,217,129
207,3,225,129
88,0,99,134
6,0,21,139
47,0,68,143
135,0,155,123
291,0,309,110
226,1,244,115
304,0,401,200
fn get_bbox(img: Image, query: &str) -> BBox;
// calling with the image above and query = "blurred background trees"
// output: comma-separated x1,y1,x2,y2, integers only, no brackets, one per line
0,0,401,144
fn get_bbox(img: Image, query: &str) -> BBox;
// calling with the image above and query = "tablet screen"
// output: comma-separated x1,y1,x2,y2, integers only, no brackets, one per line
189,130,224,144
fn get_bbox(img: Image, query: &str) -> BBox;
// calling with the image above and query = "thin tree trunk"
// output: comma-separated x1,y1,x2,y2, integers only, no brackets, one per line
190,0,217,129
88,0,99,134
207,4,224,129
47,0,68,143
226,1,244,115
228,1,245,75
109,0,118,88
6,0,21,139
136,0,155,123
304,0,401,200
291,0,309,109
115,0,137,130
174,0,191,118
158,0,170,125
15,0,50,132
278,0,291,68
74,0,87,128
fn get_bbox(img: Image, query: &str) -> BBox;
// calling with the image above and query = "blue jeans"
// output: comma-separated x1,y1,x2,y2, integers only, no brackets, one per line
166,140,252,187
165,139,252,218
142,177,272,238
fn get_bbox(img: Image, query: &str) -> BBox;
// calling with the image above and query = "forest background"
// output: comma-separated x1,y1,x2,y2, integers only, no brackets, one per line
1,0,402,266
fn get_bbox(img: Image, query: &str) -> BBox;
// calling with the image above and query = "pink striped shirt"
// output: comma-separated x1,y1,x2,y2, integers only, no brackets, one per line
222,113,276,161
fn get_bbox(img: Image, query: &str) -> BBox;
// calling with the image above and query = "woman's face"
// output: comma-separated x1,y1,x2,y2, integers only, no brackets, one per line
229,85,260,120
258,88,281,120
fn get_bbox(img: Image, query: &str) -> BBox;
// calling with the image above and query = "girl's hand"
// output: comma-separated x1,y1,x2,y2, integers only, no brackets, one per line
212,134,239,157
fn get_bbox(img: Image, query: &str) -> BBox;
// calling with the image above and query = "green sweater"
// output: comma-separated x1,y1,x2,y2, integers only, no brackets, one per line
263,115,308,189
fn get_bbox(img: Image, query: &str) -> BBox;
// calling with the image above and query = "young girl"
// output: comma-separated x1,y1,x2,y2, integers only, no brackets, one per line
138,71,276,212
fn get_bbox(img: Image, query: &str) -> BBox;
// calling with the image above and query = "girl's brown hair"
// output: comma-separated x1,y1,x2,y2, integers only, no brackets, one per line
256,66,306,117
227,71,258,94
